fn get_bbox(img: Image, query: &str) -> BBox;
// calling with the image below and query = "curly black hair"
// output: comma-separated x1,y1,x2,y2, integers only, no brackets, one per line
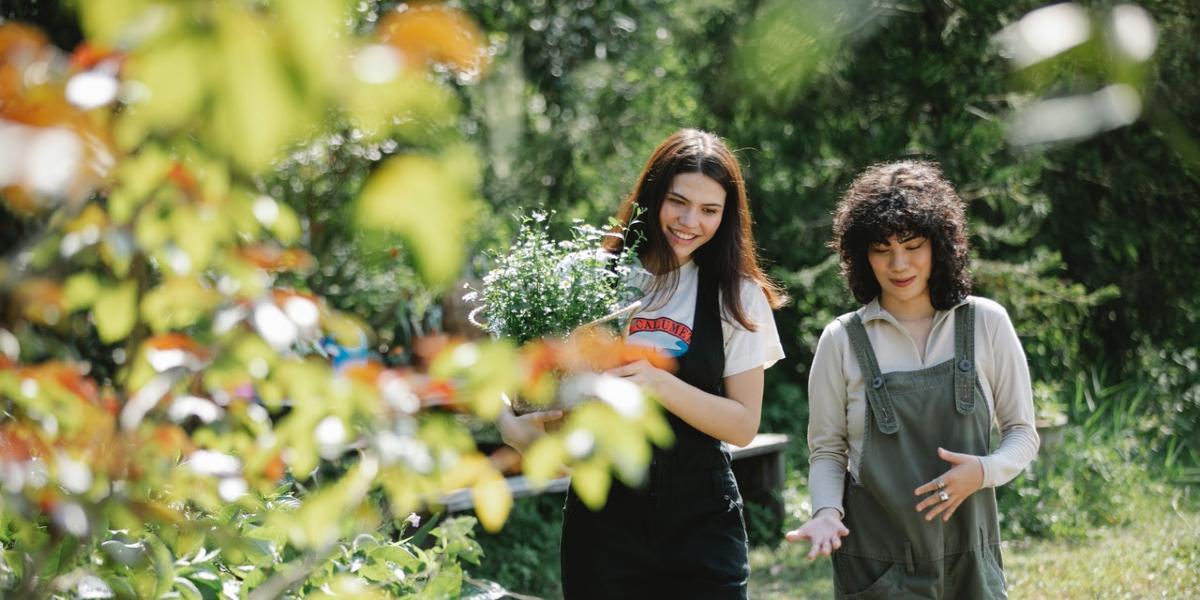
830,160,972,310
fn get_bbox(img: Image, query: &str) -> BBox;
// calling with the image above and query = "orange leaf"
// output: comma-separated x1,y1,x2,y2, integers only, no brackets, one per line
43,362,99,402
378,4,488,75
0,22,48,56
342,360,386,386
556,327,678,374
412,333,450,368
151,424,193,456
14,279,65,325
235,245,315,272
69,42,123,72
166,163,199,198
270,288,319,306
1,185,41,215
263,452,286,482
145,333,211,358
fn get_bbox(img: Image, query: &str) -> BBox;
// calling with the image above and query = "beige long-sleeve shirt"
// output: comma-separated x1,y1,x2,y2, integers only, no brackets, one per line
807,296,1040,517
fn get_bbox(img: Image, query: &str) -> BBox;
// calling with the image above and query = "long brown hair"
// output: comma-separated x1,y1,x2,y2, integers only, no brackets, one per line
605,129,787,330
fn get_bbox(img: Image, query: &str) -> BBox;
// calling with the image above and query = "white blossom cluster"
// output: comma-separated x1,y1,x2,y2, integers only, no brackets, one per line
466,212,646,343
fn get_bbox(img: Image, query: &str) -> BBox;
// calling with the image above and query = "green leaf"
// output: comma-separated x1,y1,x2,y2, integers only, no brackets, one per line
345,75,457,140
276,0,348,94
368,545,420,573
94,281,139,343
270,202,302,245
172,576,202,600
127,36,207,133
64,272,102,312
354,151,478,286
211,10,303,172
170,206,227,274
139,277,221,332
523,436,566,487
78,0,157,47
416,563,463,600
470,467,512,533
570,459,612,511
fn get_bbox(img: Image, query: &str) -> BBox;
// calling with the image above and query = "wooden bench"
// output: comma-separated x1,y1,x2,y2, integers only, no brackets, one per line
443,433,790,519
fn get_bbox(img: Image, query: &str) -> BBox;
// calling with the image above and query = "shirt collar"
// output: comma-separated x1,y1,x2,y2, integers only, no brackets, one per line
860,296,970,328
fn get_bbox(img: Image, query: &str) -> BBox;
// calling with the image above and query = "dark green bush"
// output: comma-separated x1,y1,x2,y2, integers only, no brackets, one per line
470,493,566,598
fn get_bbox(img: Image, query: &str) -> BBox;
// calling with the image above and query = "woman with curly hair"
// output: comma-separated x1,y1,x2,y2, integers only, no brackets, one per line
785,161,1039,598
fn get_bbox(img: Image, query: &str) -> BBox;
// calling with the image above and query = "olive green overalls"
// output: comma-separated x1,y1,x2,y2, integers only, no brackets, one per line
834,300,1008,599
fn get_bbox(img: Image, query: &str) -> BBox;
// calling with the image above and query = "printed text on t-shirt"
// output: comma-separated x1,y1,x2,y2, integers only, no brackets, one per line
629,317,692,345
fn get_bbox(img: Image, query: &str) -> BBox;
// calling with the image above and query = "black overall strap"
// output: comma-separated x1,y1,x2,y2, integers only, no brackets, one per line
953,298,977,415
842,313,899,435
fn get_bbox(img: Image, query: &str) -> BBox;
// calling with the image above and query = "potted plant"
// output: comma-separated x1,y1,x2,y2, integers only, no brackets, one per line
465,212,648,413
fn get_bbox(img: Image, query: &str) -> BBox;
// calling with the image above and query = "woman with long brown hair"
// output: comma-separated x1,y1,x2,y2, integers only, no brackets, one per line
501,128,786,598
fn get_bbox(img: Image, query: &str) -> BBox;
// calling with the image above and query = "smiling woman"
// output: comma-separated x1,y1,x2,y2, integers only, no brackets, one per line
499,129,788,599
660,172,726,263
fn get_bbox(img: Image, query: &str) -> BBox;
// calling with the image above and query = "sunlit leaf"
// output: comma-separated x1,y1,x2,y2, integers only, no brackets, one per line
470,466,512,532
124,36,206,133
307,575,390,600
731,0,876,111
211,10,302,172
63,272,102,312
170,205,226,273
276,0,349,93
107,146,172,224
268,200,301,244
522,435,566,487
344,74,457,140
134,199,171,252
569,458,611,511
640,403,676,448
94,280,139,343
77,0,158,47
15,279,65,326
354,151,477,286
139,277,221,332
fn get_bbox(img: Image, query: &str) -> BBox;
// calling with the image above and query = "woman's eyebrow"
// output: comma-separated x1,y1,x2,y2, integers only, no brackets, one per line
900,234,925,243
668,189,724,209
667,190,690,203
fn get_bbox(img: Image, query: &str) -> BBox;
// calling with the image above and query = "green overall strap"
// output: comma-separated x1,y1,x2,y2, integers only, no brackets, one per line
842,313,900,435
953,298,977,415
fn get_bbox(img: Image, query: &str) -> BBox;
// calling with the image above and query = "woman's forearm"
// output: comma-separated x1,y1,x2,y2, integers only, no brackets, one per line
654,370,762,447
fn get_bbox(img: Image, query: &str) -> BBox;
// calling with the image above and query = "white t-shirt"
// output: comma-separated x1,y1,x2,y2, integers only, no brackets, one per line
625,260,784,377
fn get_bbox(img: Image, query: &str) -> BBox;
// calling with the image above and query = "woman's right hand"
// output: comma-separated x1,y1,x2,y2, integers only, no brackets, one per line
784,508,850,560
497,407,564,453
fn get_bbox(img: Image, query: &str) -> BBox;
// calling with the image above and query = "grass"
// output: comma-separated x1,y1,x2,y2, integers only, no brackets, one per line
748,497,1200,599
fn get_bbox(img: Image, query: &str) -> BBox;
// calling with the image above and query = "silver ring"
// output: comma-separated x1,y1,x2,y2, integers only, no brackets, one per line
936,479,946,491
938,490,950,502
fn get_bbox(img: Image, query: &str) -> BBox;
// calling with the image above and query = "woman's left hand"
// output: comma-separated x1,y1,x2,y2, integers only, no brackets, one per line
604,359,674,397
913,447,985,522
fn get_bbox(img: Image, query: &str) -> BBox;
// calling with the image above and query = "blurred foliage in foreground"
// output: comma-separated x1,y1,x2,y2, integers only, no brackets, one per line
0,1,671,597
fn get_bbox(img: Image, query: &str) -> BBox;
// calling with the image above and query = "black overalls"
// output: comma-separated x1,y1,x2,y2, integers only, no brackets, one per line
834,299,1008,599
560,266,750,600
